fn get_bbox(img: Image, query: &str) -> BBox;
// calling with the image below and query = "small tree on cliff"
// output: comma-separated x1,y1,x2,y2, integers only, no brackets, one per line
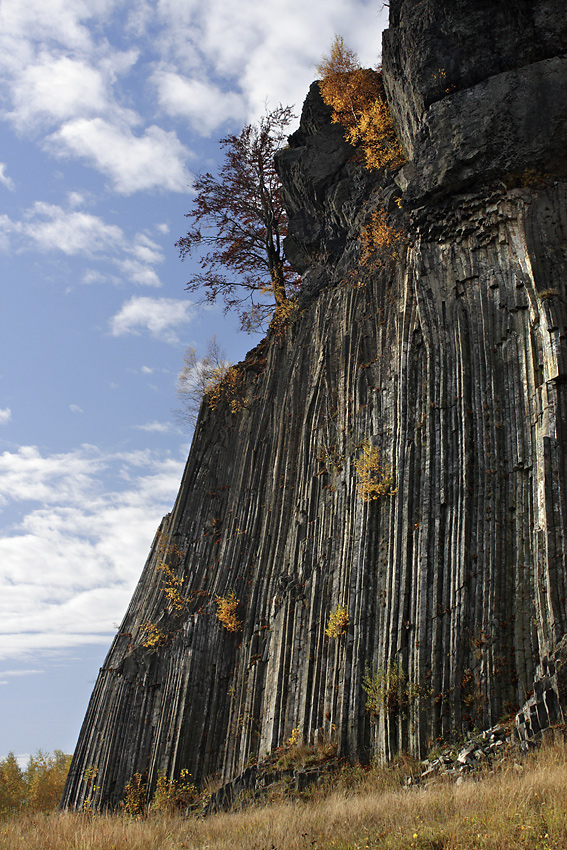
176,105,300,332
175,335,230,428
317,35,405,171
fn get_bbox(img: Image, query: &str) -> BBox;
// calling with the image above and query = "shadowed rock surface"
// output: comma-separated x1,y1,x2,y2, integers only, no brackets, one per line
62,0,567,810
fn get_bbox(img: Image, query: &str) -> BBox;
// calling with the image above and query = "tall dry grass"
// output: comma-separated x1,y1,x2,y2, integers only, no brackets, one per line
1,742,566,849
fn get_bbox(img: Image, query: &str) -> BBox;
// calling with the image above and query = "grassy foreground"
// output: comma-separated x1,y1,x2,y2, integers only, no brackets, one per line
1,742,567,850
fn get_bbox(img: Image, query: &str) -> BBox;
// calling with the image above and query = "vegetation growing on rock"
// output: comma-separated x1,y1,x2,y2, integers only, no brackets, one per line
215,591,242,632
176,105,300,332
324,604,349,638
317,35,406,173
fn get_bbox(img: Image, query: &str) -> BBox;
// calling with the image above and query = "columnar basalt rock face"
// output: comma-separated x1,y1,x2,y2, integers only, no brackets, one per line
62,5,567,811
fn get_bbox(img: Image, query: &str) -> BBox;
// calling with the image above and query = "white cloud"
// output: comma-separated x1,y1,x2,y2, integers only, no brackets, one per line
1,202,166,287
0,0,192,194
81,269,110,285
48,118,192,195
0,408,12,424
116,258,162,287
110,296,196,344
133,420,177,433
152,70,245,135
8,55,108,131
69,404,84,413
24,202,123,257
0,444,106,507
131,234,165,266
153,0,386,123
0,443,184,661
0,164,14,191
67,190,89,207
0,0,386,202
0,669,43,678
0,0,111,59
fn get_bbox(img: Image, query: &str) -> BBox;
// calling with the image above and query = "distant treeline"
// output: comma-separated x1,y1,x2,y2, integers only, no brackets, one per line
0,751,71,815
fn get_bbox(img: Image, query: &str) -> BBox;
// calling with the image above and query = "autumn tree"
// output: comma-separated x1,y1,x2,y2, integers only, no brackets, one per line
0,750,71,815
176,105,300,332
0,753,25,815
25,750,71,811
317,36,405,172
175,335,230,428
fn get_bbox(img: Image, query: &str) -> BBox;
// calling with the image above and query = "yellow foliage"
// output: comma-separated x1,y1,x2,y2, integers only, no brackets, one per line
121,773,147,817
325,604,349,638
151,769,198,814
139,537,187,648
362,663,424,716
140,623,168,649
82,764,100,812
0,751,72,816
215,590,243,632
317,36,406,173
269,298,299,337
316,34,359,77
0,754,25,816
156,561,186,613
206,365,247,414
156,531,184,561
346,96,407,172
355,207,406,280
354,440,395,502
285,726,300,748
26,751,72,812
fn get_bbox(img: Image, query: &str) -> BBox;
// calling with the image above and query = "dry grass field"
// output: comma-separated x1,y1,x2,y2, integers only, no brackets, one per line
1,742,567,850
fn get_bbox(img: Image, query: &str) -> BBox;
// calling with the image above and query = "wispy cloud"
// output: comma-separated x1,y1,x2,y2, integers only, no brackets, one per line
24,202,123,257
153,0,386,123
0,444,184,661
0,444,106,506
109,296,196,344
0,669,44,678
0,164,14,191
0,202,166,287
0,408,12,425
7,55,109,132
133,420,177,433
0,0,191,195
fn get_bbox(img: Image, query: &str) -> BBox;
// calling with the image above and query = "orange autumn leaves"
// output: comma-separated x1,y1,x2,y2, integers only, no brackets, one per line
316,36,406,173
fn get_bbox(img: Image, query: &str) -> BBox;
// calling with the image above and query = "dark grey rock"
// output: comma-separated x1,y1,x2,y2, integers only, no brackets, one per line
515,635,567,745
275,83,390,276
399,56,567,202
382,0,567,156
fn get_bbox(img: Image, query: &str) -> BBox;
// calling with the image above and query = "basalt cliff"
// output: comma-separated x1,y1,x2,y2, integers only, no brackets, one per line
62,0,567,810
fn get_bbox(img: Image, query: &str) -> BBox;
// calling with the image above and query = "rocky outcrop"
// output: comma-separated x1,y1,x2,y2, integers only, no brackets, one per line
275,81,388,278
515,635,567,745
382,0,567,158
398,55,567,202
62,2,567,811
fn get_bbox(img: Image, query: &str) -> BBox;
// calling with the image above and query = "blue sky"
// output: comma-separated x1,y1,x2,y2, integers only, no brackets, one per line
0,0,388,762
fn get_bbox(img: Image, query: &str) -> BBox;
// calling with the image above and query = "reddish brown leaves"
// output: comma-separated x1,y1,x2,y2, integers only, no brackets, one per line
176,105,300,332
